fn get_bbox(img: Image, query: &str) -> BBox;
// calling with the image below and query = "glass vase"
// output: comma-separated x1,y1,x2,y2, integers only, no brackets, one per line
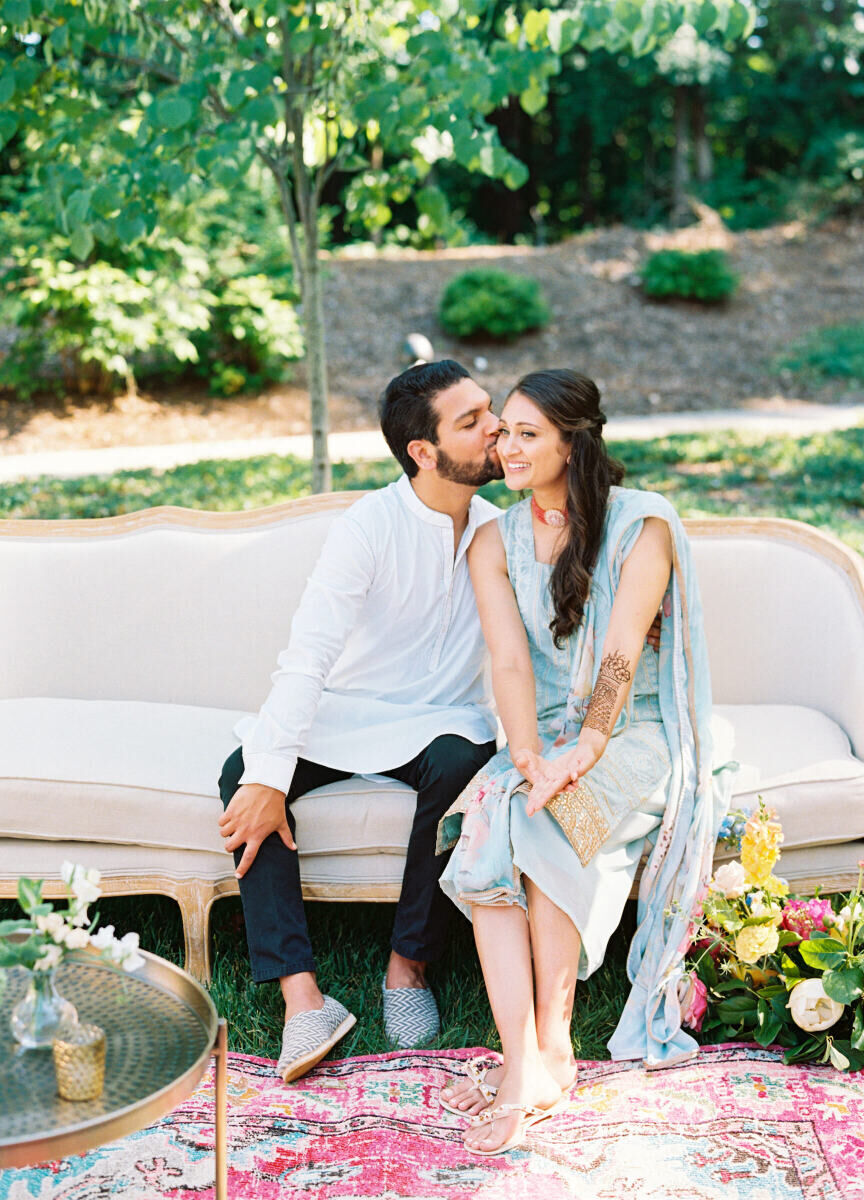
10,967,79,1049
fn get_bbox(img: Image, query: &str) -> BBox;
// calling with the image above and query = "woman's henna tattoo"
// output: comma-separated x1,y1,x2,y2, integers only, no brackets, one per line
583,650,632,735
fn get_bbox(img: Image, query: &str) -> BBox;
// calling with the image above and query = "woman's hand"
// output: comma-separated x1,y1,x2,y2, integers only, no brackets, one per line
513,739,603,816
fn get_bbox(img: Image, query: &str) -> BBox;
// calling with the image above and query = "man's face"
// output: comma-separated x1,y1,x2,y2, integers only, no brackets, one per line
429,378,503,486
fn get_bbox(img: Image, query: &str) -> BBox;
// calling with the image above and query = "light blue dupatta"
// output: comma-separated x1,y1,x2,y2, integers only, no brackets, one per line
603,491,735,1065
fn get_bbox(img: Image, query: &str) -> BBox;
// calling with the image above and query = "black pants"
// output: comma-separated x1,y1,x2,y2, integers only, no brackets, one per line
219,735,496,983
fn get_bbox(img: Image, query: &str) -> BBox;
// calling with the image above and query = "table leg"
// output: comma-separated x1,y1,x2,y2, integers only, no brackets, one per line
214,1018,228,1200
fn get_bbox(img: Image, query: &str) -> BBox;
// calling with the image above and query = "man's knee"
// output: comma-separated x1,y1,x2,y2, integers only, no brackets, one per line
219,747,245,809
420,735,495,795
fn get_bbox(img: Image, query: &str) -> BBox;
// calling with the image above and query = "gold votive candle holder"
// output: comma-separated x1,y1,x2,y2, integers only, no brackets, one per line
53,1022,106,1101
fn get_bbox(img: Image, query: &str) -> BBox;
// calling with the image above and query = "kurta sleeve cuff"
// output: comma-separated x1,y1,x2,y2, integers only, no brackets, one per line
238,753,298,796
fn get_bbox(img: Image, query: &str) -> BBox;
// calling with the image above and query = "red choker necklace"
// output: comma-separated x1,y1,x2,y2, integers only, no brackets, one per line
531,494,568,528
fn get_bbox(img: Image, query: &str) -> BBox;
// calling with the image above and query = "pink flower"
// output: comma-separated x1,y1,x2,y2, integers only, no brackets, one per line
780,897,834,942
678,971,709,1032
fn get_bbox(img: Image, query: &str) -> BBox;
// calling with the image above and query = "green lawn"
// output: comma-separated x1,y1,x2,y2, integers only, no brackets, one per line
2,424,862,1063
3,424,863,556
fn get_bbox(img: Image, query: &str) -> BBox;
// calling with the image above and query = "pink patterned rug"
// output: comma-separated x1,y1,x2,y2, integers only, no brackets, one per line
3,1044,863,1199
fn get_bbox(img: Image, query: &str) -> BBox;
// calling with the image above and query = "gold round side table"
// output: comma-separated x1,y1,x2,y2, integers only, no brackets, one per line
0,950,227,1200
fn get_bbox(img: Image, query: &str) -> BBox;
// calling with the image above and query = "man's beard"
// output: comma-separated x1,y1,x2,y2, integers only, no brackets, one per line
436,447,504,487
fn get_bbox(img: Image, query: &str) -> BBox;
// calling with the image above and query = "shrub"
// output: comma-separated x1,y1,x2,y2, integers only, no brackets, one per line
0,238,303,400
775,323,864,384
438,269,549,340
192,274,304,395
0,246,212,399
640,249,738,303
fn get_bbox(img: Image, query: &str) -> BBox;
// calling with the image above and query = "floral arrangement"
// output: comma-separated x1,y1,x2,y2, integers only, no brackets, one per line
681,801,864,1071
0,863,145,974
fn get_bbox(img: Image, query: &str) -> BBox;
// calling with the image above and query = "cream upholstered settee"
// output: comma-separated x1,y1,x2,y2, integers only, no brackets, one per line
1,496,863,983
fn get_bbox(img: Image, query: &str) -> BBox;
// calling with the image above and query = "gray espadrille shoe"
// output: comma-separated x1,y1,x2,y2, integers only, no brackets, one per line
277,995,356,1083
381,976,440,1049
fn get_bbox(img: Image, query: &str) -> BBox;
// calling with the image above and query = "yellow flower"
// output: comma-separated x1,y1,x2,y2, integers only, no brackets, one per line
761,874,789,899
734,924,780,964
740,806,783,885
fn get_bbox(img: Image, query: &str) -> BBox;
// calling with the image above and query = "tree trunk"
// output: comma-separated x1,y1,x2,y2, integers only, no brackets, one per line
692,87,713,184
303,207,331,494
672,84,691,225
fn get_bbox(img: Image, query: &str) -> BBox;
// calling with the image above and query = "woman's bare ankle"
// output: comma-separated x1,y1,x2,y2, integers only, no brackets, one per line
538,1042,578,1088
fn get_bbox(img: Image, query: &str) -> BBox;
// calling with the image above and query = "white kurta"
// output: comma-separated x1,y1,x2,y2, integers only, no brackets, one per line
236,475,499,793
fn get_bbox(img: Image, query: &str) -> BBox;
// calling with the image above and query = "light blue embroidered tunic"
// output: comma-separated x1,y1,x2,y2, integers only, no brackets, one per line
438,492,672,981
438,487,735,1065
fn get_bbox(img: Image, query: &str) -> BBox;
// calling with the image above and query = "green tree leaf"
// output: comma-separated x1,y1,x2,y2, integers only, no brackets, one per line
157,96,193,132
0,69,16,107
69,226,94,260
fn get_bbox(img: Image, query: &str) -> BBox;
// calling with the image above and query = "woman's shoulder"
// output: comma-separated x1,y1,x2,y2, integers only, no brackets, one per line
498,496,531,528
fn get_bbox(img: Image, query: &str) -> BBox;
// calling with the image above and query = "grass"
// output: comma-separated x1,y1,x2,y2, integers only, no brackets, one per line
775,322,864,384
2,423,862,1061
0,892,632,1060
2,425,862,555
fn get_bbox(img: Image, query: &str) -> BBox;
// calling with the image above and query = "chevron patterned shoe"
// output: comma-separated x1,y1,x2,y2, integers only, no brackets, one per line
381,976,440,1049
276,996,356,1083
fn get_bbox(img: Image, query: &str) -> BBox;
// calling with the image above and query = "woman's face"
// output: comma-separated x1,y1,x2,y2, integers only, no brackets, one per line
497,391,570,493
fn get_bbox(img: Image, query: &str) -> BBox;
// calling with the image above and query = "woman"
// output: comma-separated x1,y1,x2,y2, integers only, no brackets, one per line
437,370,731,1156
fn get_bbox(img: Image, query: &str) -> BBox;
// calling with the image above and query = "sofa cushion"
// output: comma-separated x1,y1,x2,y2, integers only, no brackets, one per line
0,698,416,856
1,698,861,859
713,704,864,850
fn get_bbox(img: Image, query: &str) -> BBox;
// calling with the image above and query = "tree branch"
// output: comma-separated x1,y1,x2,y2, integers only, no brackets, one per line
258,145,306,300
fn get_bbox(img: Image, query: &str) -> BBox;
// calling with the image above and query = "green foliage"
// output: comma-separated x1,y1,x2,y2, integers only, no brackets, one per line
192,275,303,396
641,249,738,303
776,324,864,384
438,268,549,340
0,240,211,399
0,189,303,399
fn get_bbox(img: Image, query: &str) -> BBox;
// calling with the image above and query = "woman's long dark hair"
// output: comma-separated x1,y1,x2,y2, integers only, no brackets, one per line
510,369,625,647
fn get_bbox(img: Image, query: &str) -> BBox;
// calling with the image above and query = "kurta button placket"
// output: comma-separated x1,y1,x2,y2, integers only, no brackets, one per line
429,526,455,671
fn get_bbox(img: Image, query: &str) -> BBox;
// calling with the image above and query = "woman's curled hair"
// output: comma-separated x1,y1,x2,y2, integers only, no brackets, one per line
510,369,625,646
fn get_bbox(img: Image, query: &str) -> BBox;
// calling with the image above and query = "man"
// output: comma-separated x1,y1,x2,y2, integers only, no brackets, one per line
218,359,504,1082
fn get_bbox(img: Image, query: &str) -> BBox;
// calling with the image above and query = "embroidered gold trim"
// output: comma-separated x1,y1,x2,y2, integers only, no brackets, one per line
546,779,609,866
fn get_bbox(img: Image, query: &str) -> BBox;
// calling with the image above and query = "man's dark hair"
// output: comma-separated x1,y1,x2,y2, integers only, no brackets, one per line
379,359,470,477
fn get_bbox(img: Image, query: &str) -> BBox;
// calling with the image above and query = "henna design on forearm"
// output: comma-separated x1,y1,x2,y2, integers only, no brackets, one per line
582,650,632,735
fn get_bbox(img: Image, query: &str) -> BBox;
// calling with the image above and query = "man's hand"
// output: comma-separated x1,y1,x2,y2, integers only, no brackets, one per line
646,609,662,652
218,783,295,879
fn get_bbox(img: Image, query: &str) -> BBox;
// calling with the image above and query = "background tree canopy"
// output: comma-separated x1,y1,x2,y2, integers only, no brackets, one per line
1,1,861,488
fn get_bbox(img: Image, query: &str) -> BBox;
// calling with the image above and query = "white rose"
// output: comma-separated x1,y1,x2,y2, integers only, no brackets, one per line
90,924,116,950
712,860,748,899
35,943,63,971
787,978,844,1033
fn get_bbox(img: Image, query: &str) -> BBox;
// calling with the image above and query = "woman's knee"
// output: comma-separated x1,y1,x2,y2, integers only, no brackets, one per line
218,747,245,809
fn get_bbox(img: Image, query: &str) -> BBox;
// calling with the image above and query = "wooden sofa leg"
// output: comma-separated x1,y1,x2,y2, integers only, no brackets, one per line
175,879,214,985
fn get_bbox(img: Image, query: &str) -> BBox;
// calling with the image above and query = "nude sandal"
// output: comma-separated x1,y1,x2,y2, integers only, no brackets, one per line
465,1095,566,1157
438,1056,499,1116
